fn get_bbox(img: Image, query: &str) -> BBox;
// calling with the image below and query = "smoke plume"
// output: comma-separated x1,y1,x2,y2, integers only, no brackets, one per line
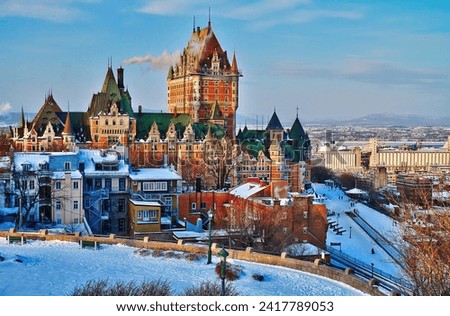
123,50,180,71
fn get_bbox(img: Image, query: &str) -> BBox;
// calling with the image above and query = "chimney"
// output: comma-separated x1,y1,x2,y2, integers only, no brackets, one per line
117,66,124,91
138,105,142,115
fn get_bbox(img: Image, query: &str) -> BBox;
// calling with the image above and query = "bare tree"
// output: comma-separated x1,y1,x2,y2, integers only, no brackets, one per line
390,187,450,295
10,166,41,229
202,137,236,190
223,197,284,252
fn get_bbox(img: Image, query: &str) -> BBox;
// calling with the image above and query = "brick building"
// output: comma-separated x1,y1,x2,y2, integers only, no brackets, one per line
178,179,327,250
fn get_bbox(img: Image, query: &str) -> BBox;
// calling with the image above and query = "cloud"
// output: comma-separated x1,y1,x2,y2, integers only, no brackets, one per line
0,102,13,115
138,0,210,16
137,0,363,30
271,58,449,89
123,50,181,71
0,0,96,22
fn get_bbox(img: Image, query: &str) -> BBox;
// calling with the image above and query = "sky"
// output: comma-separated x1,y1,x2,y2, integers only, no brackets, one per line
1,0,449,126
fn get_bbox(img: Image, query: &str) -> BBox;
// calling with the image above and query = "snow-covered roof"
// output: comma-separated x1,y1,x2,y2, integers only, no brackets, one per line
129,199,161,207
79,149,129,176
0,156,11,169
13,153,50,171
229,182,266,199
345,188,367,195
129,167,181,181
51,170,82,180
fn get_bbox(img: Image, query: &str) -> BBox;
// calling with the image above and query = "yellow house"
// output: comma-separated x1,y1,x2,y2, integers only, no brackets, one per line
129,199,162,235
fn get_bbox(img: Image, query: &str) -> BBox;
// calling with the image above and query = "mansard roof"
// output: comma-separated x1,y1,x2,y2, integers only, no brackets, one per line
134,113,191,141
182,24,231,72
31,94,64,133
87,67,134,118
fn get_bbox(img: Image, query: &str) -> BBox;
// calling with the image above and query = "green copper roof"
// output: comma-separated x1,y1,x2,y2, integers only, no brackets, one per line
289,116,308,141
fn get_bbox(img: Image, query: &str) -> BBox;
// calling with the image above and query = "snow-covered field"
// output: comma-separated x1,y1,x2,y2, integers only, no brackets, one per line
0,238,365,296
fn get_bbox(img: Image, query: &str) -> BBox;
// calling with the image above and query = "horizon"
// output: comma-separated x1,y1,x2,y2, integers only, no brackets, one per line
1,1,449,124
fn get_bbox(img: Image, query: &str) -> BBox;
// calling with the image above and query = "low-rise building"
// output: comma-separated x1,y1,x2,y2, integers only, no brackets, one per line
128,165,182,235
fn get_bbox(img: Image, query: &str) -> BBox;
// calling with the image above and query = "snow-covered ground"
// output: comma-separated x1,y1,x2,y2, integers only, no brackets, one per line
0,238,365,296
313,183,403,277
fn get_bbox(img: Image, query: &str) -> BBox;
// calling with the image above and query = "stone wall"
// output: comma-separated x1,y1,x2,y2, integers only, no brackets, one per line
0,229,387,296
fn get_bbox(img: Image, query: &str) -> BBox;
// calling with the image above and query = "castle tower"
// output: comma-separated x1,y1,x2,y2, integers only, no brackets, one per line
167,20,242,137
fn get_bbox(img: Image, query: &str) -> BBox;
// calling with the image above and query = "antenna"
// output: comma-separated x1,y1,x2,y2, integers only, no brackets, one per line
208,7,211,28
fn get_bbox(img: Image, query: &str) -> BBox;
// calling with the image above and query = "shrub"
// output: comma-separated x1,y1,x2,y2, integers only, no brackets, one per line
151,249,163,257
71,278,172,296
133,248,150,257
252,274,264,281
215,262,243,281
164,251,181,259
183,281,239,296
184,252,205,261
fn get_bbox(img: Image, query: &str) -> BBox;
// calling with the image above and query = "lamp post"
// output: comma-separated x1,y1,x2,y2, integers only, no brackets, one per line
218,245,229,296
349,226,352,239
207,209,214,264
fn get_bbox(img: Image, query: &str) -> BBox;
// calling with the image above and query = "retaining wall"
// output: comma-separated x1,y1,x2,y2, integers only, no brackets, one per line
0,229,388,296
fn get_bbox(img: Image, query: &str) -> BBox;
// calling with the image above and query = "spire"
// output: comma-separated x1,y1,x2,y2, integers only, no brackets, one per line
266,110,283,131
63,111,73,135
18,106,25,129
231,51,239,74
193,15,196,33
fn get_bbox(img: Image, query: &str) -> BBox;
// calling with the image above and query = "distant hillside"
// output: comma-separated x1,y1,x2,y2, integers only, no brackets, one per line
237,113,450,128
304,113,450,127
0,112,21,128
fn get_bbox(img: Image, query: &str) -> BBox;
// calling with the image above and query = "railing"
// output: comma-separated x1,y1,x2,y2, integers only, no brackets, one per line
326,246,413,294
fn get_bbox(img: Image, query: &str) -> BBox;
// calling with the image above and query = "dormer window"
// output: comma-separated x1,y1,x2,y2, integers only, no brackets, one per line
22,163,31,172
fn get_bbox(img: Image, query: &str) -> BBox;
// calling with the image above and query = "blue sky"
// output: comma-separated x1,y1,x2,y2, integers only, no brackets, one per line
0,0,449,125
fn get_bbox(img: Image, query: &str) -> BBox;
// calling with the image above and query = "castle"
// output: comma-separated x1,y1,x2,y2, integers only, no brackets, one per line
11,22,310,192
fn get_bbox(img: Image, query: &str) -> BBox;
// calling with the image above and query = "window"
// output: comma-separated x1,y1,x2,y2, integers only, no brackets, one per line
55,181,61,190
137,209,158,222
303,211,308,219
118,199,125,212
165,197,172,213
29,180,35,190
303,227,308,234
200,202,206,209
95,179,102,189
73,181,79,190
105,178,112,190
142,181,167,192
56,217,62,225
73,200,79,210
191,203,197,211
281,212,287,220
64,162,71,170
56,200,62,210
74,218,79,224
118,218,126,231
119,178,126,191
